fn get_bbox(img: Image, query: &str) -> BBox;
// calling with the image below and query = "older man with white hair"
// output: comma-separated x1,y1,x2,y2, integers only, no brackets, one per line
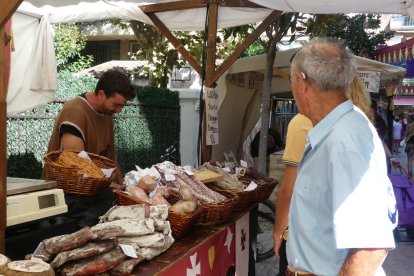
286,38,397,276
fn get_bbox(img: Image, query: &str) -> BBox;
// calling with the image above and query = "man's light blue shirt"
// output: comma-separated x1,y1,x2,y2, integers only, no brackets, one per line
287,100,397,275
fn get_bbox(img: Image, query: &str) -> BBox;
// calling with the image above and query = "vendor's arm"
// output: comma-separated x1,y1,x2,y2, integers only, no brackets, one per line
273,164,297,256
61,133,85,151
339,248,389,276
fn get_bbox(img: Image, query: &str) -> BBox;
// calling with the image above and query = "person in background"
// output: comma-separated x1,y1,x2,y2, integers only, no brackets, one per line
404,115,414,178
273,113,312,276
250,128,283,173
286,38,396,275
371,99,393,173
392,115,403,154
43,69,136,227
273,76,377,276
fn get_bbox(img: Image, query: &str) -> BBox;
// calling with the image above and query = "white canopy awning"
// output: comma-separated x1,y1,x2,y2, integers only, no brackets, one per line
18,0,414,28
8,0,413,113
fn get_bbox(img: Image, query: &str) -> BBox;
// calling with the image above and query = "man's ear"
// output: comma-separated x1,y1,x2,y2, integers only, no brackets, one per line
97,90,105,98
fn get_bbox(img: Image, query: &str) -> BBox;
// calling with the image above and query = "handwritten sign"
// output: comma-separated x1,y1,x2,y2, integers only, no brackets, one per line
356,70,381,93
205,87,219,145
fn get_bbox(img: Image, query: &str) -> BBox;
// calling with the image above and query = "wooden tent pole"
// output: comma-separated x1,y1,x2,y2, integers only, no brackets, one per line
0,0,22,254
0,26,7,254
201,2,218,163
0,0,22,28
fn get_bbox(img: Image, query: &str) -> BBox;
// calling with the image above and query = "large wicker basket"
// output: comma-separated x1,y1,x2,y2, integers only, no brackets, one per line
43,150,116,196
195,190,238,226
114,189,203,239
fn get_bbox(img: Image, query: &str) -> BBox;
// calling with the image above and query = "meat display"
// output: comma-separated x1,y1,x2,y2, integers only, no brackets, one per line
33,203,174,275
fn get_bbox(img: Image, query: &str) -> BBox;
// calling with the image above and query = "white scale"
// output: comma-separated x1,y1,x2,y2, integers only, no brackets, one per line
7,177,68,227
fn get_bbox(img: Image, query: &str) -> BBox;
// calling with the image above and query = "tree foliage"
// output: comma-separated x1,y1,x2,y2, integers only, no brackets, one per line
54,23,94,73
304,14,394,58
111,19,260,88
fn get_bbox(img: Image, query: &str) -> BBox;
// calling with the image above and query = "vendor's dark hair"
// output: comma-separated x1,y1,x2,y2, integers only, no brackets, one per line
95,70,136,100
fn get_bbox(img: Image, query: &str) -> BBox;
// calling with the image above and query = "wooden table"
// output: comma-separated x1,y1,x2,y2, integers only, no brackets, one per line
133,205,258,276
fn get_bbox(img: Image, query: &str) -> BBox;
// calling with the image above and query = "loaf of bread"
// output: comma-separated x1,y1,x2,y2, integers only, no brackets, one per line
57,151,105,179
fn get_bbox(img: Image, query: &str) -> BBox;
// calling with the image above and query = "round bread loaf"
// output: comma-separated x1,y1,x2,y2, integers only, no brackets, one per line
4,260,54,276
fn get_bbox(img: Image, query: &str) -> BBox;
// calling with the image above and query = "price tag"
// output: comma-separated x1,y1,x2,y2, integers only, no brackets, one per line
223,167,231,172
240,160,248,168
185,170,194,176
244,181,257,191
31,242,45,262
165,172,176,181
119,244,138,258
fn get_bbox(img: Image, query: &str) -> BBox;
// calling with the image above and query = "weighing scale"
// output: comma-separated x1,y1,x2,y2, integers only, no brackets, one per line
6,177,68,227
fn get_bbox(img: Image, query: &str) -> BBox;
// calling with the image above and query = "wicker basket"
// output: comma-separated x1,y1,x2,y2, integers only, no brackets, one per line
239,168,278,202
252,181,278,202
196,190,238,226
114,189,203,239
211,187,255,212
43,150,116,196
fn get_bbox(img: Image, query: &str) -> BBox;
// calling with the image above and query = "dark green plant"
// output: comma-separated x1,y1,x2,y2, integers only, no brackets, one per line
7,152,43,179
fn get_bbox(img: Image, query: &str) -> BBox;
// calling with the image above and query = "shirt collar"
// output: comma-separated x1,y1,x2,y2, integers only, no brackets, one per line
307,99,354,149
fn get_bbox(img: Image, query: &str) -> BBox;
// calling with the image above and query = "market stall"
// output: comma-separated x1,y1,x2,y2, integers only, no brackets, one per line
1,0,414,274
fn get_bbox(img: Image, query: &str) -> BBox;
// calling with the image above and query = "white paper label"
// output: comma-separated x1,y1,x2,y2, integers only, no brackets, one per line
184,166,194,175
223,167,231,172
205,87,219,145
244,181,257,191
165,172,176,181
240,160,248,168
101,167,116,178
32,242,45,259
119,244,138,258
78,151,92,161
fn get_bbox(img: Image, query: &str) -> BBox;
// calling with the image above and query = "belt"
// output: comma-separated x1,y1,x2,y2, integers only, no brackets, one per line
286,267,316,276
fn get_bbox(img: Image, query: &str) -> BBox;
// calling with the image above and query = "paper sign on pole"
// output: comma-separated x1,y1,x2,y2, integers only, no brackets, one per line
356,70,381,93
204,87,219,145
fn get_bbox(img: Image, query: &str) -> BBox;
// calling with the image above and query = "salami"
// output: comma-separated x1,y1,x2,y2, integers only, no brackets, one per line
119,233,172,249
59,247,126,276
51,240,117,269
110,255,144,276
99,205,148,223
176,171,226,202
91,219,155,239
43,227,93,255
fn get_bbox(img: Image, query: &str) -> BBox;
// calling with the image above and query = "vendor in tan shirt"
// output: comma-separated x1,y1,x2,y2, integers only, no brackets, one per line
43,70,135,227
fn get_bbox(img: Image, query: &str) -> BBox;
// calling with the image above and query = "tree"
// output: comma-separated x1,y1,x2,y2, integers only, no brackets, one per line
54,23,94,73
255,13,301,174
113,19,256,88
304,14,394,58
